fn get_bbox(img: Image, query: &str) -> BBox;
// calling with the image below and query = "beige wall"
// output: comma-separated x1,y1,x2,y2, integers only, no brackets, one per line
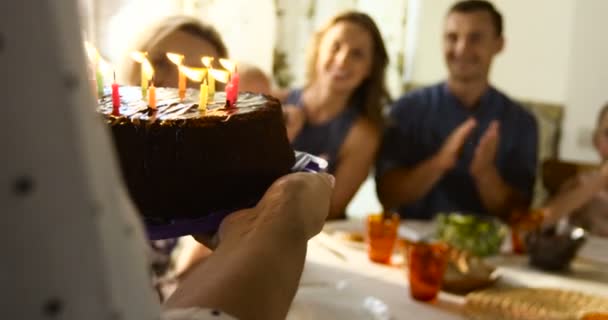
409,0,574,102
198,0,276,75
560,0,608,162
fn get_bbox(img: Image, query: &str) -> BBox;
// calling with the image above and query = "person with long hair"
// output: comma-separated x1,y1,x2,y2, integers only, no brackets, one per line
279,11,390,220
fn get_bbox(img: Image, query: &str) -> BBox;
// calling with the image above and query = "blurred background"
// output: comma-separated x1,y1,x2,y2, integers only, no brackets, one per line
78,0,608,217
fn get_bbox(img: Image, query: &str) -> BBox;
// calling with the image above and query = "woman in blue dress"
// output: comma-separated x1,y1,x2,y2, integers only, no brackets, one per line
278,11,391,219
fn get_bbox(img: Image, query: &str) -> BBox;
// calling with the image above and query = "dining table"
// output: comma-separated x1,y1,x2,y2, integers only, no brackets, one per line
286,219,608,320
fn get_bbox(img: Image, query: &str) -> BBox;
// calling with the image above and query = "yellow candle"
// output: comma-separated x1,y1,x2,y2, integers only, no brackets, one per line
141,70,148,98
207,71,215,101
148,83,156,109
131,51,153,99
178,70,186,101
201,56,215,101
199,81,208,112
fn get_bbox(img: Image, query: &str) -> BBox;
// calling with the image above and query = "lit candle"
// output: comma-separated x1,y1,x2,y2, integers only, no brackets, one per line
96,57,110,98
201,56,215,101
180,66,209,112
230,67,239,104
111,72,120,116
225,82,235,108
96,68,104,97
148,81,157,109
131,51,154,99
219,59,239,107
199,80,208,112
87,61,98,100
166,53,186,101
84,42,100,99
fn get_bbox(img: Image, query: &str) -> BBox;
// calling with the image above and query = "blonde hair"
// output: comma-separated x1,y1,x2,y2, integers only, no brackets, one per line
119,15,228,85
305,11,390,127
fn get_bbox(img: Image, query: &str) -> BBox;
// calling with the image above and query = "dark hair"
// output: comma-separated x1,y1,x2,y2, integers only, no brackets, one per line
120,15,228,85
448,0,503,37
305,11,390,128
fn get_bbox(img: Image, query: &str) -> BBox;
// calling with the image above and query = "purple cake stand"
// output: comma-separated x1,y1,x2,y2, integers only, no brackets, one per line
145,151,328,240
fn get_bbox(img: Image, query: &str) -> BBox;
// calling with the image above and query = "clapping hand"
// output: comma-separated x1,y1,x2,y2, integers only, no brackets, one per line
435,118,477,170
471,121,500,176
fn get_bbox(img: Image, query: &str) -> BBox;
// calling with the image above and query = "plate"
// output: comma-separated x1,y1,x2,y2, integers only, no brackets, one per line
442,247,499,295
465,287,608,319
287,286,391,320
146,151,327,240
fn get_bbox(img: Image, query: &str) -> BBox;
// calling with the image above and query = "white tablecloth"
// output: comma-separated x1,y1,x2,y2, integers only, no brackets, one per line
287,219,608,320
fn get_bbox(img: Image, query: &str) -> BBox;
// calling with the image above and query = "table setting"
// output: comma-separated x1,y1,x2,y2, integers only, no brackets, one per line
288,214,608,320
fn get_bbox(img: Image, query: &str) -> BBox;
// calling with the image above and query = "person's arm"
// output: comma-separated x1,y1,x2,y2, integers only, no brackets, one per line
328,118,380,219
542,165,608,225
471,120,536,218
164,173,333,320
377,118,477,210
378,156,449,210
173,240,213,281
472,164,522,216
273,88,306,142
283,105,305,142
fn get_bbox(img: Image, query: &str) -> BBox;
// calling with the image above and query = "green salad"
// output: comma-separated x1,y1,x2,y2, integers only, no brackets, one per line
436,213,507,257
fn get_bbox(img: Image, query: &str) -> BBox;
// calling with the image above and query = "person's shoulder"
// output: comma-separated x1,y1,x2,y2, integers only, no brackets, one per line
391,82,444,116
349,117,381,142
394,82,443,105
490,87,537,128
343,116,381,151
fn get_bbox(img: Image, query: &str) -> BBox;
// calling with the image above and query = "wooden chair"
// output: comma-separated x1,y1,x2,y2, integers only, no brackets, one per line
541,158,598,196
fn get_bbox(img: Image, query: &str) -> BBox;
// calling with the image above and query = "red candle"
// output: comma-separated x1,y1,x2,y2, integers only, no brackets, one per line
232,71,240,100
225,82,236,108
111,72,120,116
226,70,239,108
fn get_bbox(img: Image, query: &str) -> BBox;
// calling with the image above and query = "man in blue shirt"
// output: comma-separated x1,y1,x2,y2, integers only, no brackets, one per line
376,0,538,220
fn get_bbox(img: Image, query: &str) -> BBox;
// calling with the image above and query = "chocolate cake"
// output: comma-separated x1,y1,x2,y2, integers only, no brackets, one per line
98,87,295,222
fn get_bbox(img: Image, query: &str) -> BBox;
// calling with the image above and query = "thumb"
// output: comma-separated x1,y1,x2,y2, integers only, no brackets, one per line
318,173,335,189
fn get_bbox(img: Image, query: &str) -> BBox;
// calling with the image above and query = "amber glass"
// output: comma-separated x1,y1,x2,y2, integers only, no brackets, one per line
510,208,545,254
406,241,449,302
366,213,399,264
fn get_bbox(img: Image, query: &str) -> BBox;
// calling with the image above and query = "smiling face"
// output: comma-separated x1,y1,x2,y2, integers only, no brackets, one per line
314,21,373,95
443,10,503,83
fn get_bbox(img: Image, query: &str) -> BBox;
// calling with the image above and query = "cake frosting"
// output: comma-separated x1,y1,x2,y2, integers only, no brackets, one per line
98,86,295,222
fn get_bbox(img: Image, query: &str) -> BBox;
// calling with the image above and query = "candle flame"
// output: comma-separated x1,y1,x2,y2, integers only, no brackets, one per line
180,66,207,82
219,58,236,73
201,56,214,68
166,52,184,66
142,59,155,80
84,41,100,63
130,51,148,63
98,57,111,75
209,69,230,84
